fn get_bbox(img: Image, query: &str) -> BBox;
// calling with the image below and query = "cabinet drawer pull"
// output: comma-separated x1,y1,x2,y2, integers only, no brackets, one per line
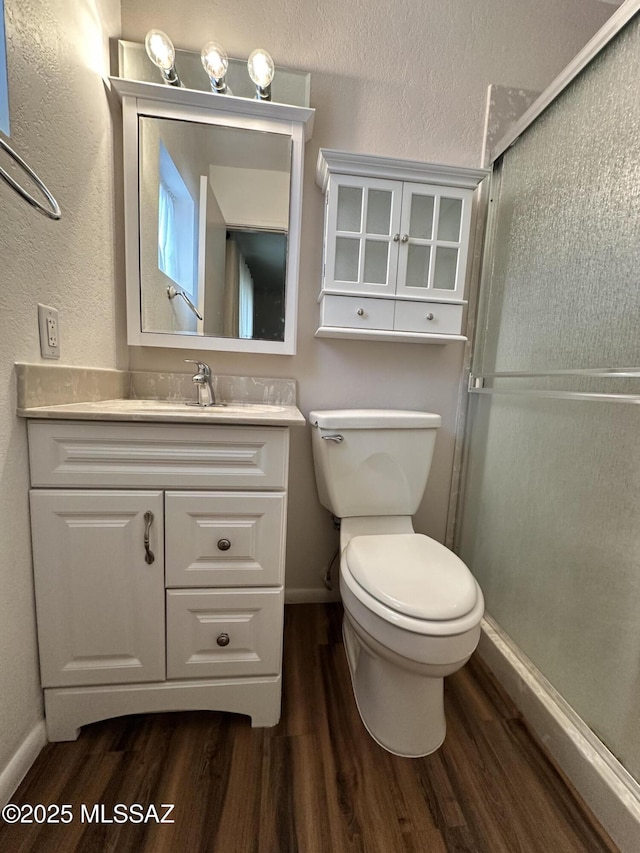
217,538,231,551
356,308,365,316
143,511,155,564
426,312,435,321
217,632,230,647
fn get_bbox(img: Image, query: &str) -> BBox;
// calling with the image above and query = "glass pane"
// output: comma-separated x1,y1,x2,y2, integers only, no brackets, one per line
475,17,640,375
433,246,458,290
438,197,462,241
458,393,640,780
337,186,363,232
363,240,389,284
366,189,392,235
405,244,430,289
409,194,434,239
334,237,360,281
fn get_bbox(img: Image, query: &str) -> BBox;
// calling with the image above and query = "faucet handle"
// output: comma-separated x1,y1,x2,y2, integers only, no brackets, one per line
184,359,211,376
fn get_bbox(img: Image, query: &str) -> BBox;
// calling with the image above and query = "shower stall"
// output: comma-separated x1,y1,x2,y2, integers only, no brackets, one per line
455,6,640,849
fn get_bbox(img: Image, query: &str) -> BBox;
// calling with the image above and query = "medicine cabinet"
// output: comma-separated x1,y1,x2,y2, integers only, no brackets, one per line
110,77,314,354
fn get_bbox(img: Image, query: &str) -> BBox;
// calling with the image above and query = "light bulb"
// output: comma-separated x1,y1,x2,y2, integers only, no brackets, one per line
144,29,181,86
247,49,274,100
201,42,230,94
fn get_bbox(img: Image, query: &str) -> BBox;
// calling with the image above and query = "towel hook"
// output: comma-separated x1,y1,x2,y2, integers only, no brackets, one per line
0,136,61,220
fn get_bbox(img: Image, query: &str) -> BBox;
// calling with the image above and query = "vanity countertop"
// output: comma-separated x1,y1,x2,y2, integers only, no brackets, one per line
18,398,306,427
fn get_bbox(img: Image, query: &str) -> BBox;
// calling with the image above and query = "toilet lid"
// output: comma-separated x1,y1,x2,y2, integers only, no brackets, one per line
345,534,478,621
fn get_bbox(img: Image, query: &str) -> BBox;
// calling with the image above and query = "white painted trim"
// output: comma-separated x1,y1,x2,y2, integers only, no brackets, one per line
314,326,465,344
479,615,640,852
285,587,340,604
0,721,47,808
316,148,488,192
491,0,640,162
108,77,315,140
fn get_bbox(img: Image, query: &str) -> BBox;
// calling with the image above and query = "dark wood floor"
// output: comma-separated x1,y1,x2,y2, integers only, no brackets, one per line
0,604,617,852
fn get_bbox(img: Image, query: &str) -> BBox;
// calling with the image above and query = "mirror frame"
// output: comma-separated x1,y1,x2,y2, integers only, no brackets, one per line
110,77,314,354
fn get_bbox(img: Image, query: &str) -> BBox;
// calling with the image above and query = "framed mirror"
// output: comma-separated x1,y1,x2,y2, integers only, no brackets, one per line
112,78,314,354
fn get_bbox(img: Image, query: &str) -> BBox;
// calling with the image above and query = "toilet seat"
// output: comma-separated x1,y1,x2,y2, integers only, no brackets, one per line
345,534,479,621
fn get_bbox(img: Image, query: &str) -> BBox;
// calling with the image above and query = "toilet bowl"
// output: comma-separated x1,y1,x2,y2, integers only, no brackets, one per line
339,518,483,756
309,409,484,757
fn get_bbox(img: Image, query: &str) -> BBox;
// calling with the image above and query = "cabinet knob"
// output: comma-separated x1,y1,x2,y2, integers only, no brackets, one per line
217,538,231,551
426,313,435,321
400,234,409,243
356,308,365,316
393,233,400,242
216,633,230,647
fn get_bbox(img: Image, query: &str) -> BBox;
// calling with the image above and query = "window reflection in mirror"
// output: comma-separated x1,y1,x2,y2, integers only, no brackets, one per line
138,116,291,341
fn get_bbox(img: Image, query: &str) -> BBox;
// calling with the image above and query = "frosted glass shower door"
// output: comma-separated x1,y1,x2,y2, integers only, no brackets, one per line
456,15,640,781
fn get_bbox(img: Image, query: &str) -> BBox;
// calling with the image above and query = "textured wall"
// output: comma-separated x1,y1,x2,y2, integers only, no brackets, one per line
121,0,611,595
0,0,122,783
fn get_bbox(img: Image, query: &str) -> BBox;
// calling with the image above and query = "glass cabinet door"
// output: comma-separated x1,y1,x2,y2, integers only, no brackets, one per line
324,175,401,295
396,182,471,299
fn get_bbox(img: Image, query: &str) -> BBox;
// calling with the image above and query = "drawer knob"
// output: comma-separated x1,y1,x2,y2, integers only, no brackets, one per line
426,313,435,321
356,308,365,316
216,633,230,647
217,538,231,551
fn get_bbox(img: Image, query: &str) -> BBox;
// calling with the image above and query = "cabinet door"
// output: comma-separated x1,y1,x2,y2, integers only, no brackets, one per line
30,490,165,687
324,174,402,296
395,182,472,300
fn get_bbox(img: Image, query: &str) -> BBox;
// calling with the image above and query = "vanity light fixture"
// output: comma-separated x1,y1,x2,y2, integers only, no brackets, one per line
247,49,274,100
144,29,181,86
201,42,231,94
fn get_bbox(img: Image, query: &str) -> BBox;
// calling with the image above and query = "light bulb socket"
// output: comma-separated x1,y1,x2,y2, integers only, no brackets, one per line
254,82,271,101
162,66,181,87
209,77,229,94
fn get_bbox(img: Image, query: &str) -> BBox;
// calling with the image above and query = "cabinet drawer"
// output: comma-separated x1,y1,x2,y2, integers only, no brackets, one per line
27,421,288,489
393,301,464,335
321,294,394,330
166,588,283,679
165,491,285,588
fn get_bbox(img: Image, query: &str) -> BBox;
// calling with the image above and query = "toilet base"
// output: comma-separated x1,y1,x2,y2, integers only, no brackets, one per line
342,614,446,758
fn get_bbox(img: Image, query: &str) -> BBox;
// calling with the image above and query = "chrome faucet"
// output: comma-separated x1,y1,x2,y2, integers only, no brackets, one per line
185,360,216,407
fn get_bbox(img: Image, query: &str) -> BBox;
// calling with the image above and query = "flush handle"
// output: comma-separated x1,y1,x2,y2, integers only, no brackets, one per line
321,434,344,443
143,511,155,564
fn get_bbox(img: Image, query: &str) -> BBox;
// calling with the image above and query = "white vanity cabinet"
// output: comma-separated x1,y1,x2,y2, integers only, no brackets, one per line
27,419,290,741
316,149,488,343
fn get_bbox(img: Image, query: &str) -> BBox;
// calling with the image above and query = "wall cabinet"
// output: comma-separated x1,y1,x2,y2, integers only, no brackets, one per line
316,149,488,343
27,420,290,741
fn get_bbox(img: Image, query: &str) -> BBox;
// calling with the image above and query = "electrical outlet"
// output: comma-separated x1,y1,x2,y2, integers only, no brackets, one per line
38,304,60,359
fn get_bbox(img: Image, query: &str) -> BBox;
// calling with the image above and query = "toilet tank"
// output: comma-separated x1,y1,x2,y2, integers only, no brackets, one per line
309,409,441,518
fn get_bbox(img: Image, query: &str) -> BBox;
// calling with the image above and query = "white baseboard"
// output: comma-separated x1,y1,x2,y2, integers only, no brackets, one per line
285,587,340,604
0,721,47,808
479,615,640,852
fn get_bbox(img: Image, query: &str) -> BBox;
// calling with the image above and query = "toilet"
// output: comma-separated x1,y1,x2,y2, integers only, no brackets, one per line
309,409,484,757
